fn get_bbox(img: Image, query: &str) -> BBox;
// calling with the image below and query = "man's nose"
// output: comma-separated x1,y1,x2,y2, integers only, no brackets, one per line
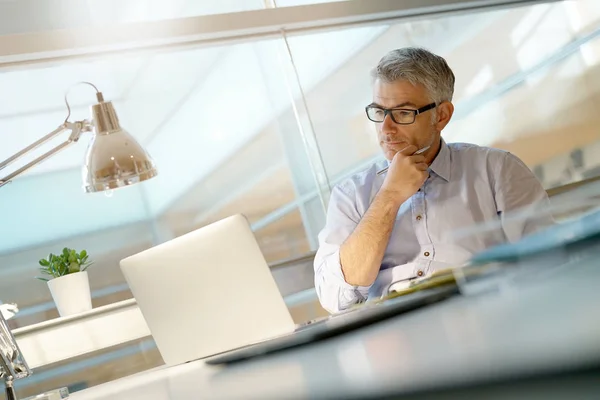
381,113,396,133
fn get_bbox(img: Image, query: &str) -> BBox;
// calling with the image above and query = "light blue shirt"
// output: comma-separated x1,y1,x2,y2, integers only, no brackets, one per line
314,139,551,313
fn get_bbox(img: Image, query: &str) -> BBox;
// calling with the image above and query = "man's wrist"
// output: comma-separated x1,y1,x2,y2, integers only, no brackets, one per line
376,188,408,209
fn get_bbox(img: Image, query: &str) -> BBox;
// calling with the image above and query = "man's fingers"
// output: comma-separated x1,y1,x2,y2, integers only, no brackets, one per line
392,145,418,161
415,162,429,171
409,155,426,164
400,145,418,155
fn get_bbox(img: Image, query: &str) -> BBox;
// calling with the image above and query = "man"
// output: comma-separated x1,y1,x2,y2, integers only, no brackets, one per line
314,47,550,313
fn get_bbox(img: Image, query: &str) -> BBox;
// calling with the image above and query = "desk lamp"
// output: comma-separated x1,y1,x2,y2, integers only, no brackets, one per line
0,82,158,399
0,82,157,191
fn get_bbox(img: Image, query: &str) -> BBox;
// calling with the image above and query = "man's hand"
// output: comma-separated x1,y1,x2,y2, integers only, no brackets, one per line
381,145,428,202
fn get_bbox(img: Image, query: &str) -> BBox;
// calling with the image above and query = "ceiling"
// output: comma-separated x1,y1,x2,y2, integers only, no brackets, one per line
0,0,346,36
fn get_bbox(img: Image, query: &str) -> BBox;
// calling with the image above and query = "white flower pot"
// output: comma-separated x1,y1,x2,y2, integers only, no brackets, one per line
47,271,92,317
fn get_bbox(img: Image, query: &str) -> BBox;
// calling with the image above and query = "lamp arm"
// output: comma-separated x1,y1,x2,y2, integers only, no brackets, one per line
0,120,92,189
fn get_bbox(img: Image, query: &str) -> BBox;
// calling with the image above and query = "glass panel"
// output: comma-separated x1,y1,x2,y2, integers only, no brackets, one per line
287,0,600,311
288,0,600,189
0,37,321,331
255,209,311,263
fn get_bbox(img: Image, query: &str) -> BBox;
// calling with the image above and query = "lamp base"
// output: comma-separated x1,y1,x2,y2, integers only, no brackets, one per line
5,377,16,400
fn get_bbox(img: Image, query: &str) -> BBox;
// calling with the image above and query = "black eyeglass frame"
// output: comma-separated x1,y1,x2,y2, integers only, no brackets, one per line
365,102,437,125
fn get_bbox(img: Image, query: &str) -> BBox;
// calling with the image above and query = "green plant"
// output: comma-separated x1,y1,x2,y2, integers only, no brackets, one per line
36,248,93,281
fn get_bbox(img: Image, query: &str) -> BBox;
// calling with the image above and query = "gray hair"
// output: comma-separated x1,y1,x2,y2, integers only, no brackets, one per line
371,47,455,104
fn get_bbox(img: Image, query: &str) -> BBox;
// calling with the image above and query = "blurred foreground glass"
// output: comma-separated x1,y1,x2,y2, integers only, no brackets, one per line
450,179,600,296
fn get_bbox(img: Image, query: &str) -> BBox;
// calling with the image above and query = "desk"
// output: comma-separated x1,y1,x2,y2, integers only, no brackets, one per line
11,288,324,372
13,299,149,369
63,251,600,399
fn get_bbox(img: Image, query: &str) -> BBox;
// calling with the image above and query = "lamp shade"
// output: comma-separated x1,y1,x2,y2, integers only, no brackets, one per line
82,100,157,193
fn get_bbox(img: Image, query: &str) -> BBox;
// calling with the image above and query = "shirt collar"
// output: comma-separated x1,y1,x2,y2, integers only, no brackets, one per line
429,137,451,182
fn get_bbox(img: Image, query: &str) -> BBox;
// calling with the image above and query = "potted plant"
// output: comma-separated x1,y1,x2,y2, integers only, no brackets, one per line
37,248,94,317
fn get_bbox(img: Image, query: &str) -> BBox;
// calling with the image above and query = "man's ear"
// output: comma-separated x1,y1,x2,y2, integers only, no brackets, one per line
435,101,454,131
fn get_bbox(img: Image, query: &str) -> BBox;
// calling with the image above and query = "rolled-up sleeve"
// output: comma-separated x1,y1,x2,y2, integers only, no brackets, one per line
314,184,372,313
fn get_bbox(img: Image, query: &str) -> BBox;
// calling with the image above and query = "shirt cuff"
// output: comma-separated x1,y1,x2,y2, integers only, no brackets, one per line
325,249,371,301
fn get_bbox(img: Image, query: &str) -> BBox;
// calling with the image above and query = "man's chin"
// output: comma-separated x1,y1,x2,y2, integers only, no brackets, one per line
383,143,409,157
383,150,396,161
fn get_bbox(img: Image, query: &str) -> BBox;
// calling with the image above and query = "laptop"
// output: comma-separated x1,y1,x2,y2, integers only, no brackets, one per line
119,214,297,366
121,214,458,366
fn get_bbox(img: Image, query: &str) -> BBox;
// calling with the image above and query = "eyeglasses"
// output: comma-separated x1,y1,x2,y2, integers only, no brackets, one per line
365,102,437,125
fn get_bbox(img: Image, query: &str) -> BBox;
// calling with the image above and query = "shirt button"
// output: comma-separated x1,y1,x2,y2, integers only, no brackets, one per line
416,215,422,221
424,251,430,257
417,270,424,277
